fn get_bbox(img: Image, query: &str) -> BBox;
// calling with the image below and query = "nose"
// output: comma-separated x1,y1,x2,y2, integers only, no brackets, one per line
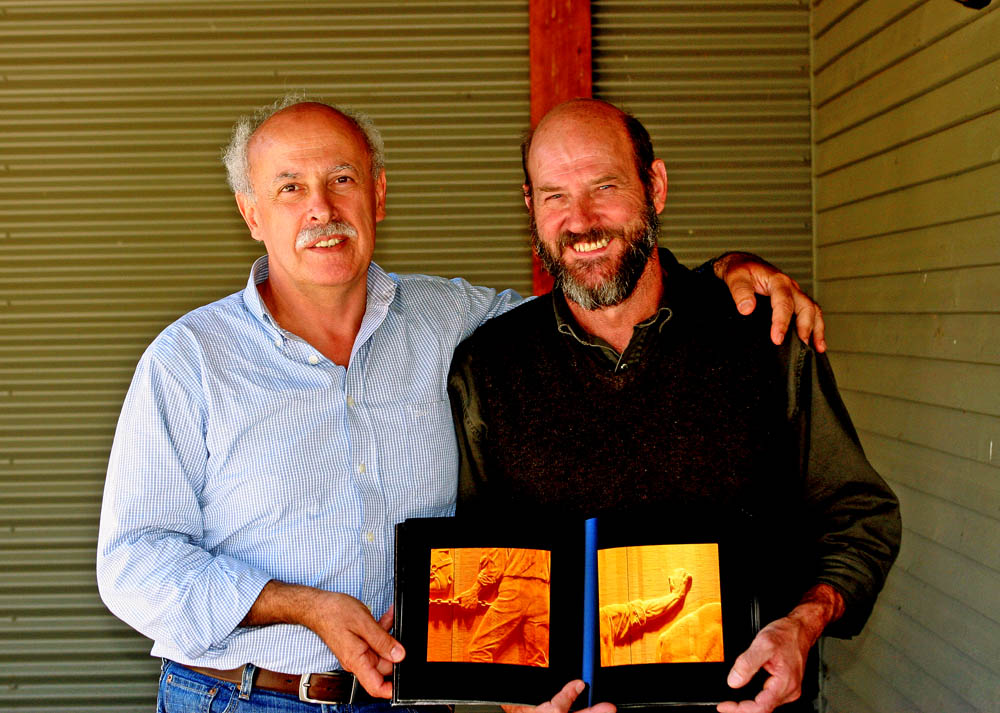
307,189,336,224
565,194,598,234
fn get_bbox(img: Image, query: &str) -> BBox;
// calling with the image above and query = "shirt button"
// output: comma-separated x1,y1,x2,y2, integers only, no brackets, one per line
273,338,282,347
308,354,320,365
359,462,366,474
365,531,375,543
346,395,355,408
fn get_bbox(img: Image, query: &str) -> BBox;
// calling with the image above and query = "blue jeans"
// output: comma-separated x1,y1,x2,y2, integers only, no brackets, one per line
157,660,439,713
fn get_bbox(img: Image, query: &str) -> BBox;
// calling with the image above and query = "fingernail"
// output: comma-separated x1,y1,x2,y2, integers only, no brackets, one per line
574,681,585,695
728,671,744,686
738,300,754,314
390,645,404,661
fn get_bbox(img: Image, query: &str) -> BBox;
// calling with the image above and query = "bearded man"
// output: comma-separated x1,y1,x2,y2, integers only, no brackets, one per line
449,99,900,713
97,96,822,712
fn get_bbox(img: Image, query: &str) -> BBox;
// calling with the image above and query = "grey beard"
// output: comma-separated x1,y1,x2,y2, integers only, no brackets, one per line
531,204,659,310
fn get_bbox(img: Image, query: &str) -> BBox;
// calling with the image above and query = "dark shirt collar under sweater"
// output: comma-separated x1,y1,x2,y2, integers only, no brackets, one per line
552,248,678,373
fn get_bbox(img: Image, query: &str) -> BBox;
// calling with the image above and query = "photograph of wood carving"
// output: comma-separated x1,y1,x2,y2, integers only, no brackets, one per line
427,547,551,666
598,543,724,666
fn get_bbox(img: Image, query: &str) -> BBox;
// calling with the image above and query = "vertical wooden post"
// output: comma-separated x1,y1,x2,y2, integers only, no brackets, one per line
529,0,592,295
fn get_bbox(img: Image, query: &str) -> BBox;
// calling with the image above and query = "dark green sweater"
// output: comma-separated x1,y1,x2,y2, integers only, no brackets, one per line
449,249,900,639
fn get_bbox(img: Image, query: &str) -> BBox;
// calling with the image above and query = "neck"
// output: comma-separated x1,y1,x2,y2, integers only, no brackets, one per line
258,273,368,368
565,251,664,353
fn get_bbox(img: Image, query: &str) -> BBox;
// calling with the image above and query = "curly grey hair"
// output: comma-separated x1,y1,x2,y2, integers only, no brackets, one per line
222,93,385,198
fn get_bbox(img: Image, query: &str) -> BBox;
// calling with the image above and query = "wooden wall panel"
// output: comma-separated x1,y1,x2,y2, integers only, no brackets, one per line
827,624,977,713
876,565,1000,674
890,530,1000,647
811,1,1000,710
812,0,921,72
825,631,976,713
815,111,1000,211
818,215,1000,279
844,391,997,465
816,162,1000,244
816,56,1000,175
818,264,1000,313
825,313,1000,363
859,434,1000,520
833,351,1000,415
815,3,998,139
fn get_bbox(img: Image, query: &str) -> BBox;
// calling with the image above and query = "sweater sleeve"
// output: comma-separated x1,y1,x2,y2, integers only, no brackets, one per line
786,336,902,638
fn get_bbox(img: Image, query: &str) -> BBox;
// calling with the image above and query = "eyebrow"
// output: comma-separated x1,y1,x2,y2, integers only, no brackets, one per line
535,173,622,194
269,164,359,184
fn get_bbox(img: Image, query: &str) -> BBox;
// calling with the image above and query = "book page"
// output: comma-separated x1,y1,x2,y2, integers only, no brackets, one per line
597,543,724,666
426,547,552,667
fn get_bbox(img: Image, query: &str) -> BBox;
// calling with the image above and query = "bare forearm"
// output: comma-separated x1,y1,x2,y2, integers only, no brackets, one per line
240,580,403,698
787,583,845,648
241,579,320,628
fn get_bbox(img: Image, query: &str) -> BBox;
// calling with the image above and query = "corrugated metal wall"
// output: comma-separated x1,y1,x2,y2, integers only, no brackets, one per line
592,0,814,292
811,1,1000,711
0,2,528,710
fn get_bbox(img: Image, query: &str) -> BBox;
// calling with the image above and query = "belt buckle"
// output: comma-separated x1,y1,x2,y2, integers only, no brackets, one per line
299,671,358,705
298,671,359,705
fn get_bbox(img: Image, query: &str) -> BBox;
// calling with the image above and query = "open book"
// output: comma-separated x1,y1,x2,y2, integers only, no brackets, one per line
392,514,764,708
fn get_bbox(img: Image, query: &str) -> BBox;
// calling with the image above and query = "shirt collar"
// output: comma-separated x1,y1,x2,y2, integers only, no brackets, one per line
241,255,399,345
242,255,276,330
552,269,674,350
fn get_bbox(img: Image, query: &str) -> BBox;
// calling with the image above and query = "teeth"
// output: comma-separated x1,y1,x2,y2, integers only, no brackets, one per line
572,236,611,253
314,238,344,248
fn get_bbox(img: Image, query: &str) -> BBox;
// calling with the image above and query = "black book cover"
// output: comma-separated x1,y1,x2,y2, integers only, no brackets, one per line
392,514,763,708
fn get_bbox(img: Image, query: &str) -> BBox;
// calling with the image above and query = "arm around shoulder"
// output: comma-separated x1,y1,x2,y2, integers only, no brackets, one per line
447,276,525,339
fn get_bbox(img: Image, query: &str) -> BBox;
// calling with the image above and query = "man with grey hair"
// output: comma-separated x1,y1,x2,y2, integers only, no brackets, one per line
97,96,825,713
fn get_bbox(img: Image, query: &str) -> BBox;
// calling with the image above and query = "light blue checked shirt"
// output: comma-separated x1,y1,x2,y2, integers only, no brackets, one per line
97,256,521,674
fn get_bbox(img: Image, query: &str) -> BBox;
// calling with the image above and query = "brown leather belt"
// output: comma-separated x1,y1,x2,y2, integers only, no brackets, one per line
182,664,376,704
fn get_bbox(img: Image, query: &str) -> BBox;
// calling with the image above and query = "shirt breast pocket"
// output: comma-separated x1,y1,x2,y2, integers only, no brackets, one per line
391,398,459,517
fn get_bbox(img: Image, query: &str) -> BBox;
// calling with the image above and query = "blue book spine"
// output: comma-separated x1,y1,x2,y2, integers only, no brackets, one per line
582,517,598,706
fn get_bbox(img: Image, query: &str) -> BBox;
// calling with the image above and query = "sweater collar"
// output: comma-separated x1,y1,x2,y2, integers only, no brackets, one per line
552,248,677,368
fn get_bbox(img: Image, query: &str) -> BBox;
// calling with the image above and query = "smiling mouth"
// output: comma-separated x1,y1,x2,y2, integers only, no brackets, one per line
571,235,611,253
296,220,358,249
313,237,344,248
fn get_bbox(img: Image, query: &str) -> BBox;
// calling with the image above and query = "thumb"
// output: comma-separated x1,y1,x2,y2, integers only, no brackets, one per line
378,604,395,631
727,644,768,688
548,680,587,712
360,619,405,663
725,274,757,315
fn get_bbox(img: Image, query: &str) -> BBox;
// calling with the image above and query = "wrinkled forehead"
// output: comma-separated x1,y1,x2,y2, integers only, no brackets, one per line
248,104,370,171
527,110,636,184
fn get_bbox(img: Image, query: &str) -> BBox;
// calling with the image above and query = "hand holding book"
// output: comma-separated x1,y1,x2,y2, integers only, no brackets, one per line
393,514,766,708
501,679,616,713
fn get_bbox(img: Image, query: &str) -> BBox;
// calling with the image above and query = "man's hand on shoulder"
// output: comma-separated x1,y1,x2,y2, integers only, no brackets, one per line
502,680,616,713
243,580,403,699
718,584,844,713
713,252,826,352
